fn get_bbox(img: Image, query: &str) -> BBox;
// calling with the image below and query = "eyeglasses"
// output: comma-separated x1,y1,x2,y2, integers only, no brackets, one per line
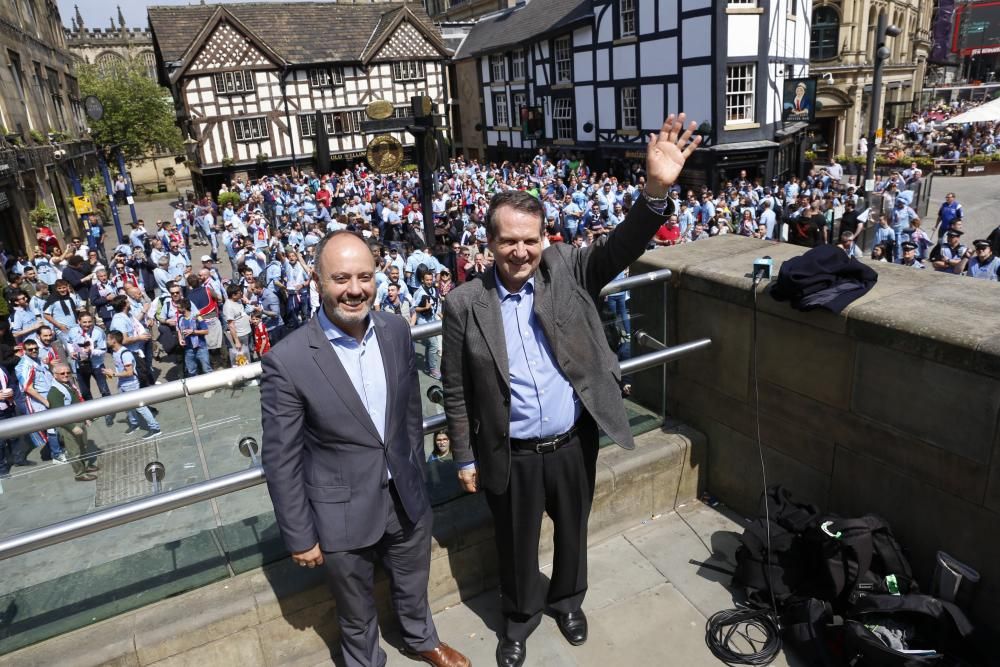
23,347,38,352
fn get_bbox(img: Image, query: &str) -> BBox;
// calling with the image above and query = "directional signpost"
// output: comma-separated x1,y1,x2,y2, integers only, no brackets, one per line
361,95,445,246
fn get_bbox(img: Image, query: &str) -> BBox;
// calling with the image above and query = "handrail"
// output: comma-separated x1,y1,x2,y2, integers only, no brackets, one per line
0,336,708,562
0,269,672,440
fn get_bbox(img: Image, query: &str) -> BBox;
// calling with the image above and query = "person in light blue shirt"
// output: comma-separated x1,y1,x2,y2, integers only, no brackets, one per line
410,272,442,378
11,292,44,343
405,247,439,293
759,201,777,239
15,339,63,458
106,331,160,437
68,313,112,407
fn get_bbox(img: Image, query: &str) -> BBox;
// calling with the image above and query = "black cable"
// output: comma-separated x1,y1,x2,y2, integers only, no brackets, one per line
705,607,782,666
704,278,783,666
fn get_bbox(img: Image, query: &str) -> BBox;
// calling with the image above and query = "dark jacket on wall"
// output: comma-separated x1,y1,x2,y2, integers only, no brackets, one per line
770,244,878,314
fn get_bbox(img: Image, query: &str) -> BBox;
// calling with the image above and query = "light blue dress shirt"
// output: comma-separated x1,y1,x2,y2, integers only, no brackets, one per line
497,274,581,440
316,308,388,445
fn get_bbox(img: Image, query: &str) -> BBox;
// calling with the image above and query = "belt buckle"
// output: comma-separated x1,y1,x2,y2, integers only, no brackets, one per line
534,439,557,454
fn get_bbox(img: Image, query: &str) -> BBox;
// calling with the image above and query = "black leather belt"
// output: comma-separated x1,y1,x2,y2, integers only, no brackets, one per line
510,425,579,454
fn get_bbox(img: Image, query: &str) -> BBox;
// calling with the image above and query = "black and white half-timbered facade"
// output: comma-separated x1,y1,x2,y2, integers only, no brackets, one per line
148,2,449,189
454,0,811,189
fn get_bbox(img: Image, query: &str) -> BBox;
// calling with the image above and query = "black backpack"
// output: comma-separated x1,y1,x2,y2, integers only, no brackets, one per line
806,514,918,610
733,486,820,607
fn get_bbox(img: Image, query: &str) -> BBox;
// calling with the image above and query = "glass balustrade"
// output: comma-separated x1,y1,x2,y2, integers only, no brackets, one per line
0,270,685,655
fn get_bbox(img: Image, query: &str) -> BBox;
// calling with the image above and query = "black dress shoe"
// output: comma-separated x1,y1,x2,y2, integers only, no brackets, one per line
557,610,588,646
496,637,526,667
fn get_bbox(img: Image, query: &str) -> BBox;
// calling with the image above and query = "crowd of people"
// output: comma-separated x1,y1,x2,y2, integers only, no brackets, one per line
3,118,1000,479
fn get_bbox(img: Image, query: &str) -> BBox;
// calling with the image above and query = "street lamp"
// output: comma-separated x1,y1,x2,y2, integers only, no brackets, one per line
864,11,902,194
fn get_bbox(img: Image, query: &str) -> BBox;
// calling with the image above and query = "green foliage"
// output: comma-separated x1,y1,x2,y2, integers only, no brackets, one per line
911,156,935,170
803,150,817,161
78,61,183,159
29,129,45,144
29,201,57,228
0,291,9,317
968,153,992,164
221,157,234,168
218,191,241,208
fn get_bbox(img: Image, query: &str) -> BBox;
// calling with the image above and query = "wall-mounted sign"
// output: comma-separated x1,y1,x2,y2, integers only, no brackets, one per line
72,196,94,215
782,78,817,122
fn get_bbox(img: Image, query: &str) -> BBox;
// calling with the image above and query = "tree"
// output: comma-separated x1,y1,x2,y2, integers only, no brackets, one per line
78,61,183,159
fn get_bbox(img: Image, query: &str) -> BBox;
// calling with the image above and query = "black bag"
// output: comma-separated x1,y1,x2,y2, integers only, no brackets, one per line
158,323,179,354
807,514,918,609
733,486,821,607
843,594,975,666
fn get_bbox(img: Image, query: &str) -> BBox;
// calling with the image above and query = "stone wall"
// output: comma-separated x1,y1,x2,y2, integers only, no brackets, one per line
632,235,1000,630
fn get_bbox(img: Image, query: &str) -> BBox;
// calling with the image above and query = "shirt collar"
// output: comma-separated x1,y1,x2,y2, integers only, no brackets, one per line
317,306,375,344
494,269,534,301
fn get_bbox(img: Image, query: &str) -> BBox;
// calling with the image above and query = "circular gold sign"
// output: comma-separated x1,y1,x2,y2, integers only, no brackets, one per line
420,95,433,117
366,100,393,120
366,134,404,173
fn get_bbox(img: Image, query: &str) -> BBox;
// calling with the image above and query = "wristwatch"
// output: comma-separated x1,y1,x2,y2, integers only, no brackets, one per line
643,192,673,216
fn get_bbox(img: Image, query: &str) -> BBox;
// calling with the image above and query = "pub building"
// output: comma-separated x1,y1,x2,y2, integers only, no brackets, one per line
454,0,812,191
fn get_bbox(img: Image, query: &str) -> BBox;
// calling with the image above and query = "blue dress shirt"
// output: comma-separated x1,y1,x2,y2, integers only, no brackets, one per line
316,308,388,445
497,274,581,440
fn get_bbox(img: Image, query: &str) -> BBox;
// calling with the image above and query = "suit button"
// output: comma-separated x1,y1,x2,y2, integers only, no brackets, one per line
503,398,510,406
501,432,508,438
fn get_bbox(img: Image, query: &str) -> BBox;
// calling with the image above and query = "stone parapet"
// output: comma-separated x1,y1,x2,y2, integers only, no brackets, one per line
632,235,1000,630
0,425,702,666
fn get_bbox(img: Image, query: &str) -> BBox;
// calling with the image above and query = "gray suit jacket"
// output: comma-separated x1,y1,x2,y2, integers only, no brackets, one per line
441,196,672,495
260,312,429,554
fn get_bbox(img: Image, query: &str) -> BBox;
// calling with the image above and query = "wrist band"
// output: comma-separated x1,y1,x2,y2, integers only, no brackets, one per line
643,192,672,215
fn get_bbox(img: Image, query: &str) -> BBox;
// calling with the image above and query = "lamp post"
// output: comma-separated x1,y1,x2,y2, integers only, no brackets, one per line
864,11,903,195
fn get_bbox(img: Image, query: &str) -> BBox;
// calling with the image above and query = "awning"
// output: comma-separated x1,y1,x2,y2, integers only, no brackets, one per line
775,122,809,138
706,139,779,152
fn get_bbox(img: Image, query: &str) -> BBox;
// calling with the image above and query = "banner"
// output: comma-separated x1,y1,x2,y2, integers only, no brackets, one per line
931,0,957,64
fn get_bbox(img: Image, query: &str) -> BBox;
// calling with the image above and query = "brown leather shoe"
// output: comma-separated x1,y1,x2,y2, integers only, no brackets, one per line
402,642,470,667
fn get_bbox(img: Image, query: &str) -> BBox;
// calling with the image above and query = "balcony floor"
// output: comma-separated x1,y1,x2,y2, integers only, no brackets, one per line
301,502,803,667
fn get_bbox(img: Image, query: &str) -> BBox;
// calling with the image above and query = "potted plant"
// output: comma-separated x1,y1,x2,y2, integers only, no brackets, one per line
218,191,241,209
28,129,46,145
221,157,234,168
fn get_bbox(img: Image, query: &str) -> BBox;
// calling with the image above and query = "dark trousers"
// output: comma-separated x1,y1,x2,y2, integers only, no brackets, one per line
485,424,599,641
0,407,28,471
77,362,111,402
322,484,438,667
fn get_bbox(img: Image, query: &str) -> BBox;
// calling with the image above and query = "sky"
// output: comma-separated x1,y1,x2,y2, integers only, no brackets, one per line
57,0,325,30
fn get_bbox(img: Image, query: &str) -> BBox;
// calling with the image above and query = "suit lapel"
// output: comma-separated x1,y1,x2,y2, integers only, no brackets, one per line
473,272,510,389
372,313,396,440
307,317,383,445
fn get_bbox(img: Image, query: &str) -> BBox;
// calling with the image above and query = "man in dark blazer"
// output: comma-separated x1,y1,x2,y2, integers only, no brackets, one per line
261,231,469,667
441,115,700,667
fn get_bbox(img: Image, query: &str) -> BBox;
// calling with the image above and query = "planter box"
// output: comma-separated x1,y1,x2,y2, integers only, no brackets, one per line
962,161,1000,176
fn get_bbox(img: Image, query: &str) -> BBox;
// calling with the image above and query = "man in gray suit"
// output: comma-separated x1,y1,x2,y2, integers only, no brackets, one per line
442,114,701,667
261,231,469,667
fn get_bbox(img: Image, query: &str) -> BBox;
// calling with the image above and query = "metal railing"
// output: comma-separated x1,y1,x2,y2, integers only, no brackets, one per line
0,268,674,440
0,335,710,562
0,267,690,560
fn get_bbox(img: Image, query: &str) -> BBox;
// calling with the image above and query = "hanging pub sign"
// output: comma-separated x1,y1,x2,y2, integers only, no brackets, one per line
782,78,817,122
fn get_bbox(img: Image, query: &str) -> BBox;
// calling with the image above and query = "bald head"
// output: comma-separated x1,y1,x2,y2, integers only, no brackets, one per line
314,231,374,279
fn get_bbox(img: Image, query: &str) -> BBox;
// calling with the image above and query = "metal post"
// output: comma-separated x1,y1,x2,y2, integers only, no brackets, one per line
98,151,125,244
116,150,139,225
411,96,437,247
865,10,890,195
